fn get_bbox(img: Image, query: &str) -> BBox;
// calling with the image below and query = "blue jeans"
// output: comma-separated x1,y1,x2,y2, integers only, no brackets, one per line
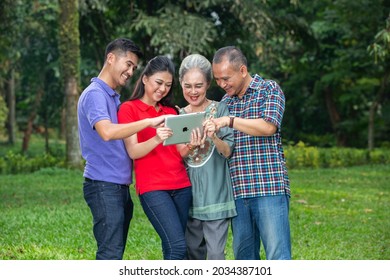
232,195,291,260
140,187,192,260
83,179,133,260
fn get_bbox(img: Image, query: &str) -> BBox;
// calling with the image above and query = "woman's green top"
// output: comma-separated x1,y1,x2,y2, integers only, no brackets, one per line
180,101,237,221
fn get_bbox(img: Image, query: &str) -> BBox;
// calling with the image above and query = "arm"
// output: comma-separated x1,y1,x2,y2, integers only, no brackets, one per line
214,116,277,137
204,119,231,158
123,126,172,159
94,115,165,141
178,120,232,158
215,82,285,137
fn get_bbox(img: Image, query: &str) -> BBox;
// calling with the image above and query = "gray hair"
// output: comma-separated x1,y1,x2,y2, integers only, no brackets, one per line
179,54,212,84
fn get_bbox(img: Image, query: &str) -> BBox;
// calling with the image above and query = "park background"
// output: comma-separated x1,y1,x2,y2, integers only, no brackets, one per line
0,0,389,260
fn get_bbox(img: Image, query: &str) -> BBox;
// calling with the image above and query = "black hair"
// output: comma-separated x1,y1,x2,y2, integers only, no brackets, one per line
129,56,177,112
105,38,143,60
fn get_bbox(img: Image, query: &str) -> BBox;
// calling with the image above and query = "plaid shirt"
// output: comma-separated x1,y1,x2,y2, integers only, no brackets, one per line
222,74,290,199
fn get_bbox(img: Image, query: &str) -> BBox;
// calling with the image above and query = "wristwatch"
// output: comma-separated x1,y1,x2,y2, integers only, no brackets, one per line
229,116,235,128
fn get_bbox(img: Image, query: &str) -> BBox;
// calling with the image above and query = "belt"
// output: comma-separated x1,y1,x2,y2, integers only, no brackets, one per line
84,177,129,187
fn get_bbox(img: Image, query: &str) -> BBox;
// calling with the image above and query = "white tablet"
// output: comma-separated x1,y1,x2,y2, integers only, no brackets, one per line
163,112,206,146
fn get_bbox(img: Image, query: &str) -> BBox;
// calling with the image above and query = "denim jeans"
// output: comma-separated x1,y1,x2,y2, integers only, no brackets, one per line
140,187,192,260
83,179,133,260
232,195,291,260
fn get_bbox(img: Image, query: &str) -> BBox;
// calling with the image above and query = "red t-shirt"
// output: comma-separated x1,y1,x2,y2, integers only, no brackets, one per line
118,99,191,195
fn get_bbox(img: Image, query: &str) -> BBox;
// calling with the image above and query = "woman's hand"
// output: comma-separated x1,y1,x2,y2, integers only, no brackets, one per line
189,127,205,146
155,127,173,143
203,119,216,139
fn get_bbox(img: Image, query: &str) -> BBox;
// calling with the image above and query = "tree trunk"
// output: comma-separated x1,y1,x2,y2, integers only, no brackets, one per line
22,85,44,153
65,77,81,167
43,113,49,153
368,105,375,151
368,71,389,151
6,69,16,144
59,0,81,168
324,86,347,146
60,106,66,140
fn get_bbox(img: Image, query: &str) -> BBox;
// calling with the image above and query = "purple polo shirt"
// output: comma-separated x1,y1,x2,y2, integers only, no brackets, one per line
77,77,132,185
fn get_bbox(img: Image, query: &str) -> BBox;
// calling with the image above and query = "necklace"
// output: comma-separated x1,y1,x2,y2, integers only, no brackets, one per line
187,99,210,113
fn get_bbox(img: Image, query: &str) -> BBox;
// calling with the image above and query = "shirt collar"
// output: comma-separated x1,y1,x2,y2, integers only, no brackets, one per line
91,77,119,98
247,74,263,91
133,99,171,114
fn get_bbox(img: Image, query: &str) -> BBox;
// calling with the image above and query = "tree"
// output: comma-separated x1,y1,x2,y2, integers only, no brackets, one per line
13,1,61,153
367,13,390,150
0,0,23,144
265,0,389,148
58,0,81,168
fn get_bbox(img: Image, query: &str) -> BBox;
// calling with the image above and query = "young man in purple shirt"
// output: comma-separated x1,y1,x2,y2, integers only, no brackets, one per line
212,46,291,260
77,38,165,259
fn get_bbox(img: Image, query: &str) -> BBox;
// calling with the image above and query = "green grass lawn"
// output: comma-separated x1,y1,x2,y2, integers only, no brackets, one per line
0,165,389,260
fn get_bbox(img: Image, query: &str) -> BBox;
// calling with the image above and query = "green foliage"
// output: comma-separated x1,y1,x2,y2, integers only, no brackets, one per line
318,147,368,168
369,149,390,164
15,0,64,132
132,3,220,59
2,139,389,175
284,141,390,169
2,0,390,166
367,14,390,64
0,95,8,136
277,0,389,148
284,141,321,168
0,151,65,174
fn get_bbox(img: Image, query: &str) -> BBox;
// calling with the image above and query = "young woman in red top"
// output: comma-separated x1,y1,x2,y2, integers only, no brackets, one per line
118,56,192,260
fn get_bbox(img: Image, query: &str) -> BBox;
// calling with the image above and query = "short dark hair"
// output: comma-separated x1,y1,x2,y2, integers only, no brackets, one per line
212,46,247,70
105,38,143,60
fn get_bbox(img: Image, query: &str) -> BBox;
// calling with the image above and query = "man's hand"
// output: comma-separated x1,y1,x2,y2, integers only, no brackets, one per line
212,116,230,131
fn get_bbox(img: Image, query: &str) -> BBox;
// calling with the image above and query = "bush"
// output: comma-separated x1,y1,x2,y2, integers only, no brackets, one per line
369,149,390,164
284,142,389,169
0,150,65,174
284,141,320,169
318,147,368,168
1,142,389,174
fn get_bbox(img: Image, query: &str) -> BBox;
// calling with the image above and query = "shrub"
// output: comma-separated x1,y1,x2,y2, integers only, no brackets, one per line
0,151,65,174
1,142,389,174
284,141,320,169
318,147,368,168
284,142,389,169
369,149,390,164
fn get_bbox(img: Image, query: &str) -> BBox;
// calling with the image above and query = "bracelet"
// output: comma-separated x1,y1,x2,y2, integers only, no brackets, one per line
229,116,235,128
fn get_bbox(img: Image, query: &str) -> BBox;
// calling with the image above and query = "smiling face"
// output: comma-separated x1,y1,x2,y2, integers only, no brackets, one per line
141,71,173,106
212,58,249,98
107,51,139,88
181,68,210,108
